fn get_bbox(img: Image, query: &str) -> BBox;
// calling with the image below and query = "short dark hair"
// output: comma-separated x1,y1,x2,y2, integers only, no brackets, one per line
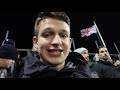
97,46,106,53
34,12,70,37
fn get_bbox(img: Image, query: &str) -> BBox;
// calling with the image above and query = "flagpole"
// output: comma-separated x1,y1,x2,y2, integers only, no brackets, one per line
113,42,120,60
5,30,9,40
113,42,120,54
96,31,103,46
95,40,99,48
93,21,106,47
93,21,112,60
72,38,76,51
1,30,9,46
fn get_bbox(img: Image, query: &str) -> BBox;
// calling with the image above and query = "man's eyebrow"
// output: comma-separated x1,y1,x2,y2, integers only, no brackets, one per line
60,29,69,33
100,51,104,52
42,27,53,32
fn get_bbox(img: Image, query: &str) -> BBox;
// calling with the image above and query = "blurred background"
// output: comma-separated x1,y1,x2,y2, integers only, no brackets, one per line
0,12,120,59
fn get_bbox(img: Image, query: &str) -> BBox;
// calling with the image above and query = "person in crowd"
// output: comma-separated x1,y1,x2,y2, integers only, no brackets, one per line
32,44,39,53
20,12,95,78
74,47,89,61
73,47,99,78
91,46,120,78
18,43,39,78
0,43,19,78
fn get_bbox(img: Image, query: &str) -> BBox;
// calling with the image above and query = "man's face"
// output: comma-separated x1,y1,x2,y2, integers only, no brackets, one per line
33,18,72,66
0,58,15,68
98,47,110,60
81,50,89,61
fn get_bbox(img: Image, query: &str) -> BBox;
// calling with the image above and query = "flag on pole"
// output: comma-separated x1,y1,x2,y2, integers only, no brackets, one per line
80,25,97,37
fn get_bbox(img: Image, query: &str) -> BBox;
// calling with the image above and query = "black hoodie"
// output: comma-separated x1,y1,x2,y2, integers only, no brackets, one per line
20,50,98,78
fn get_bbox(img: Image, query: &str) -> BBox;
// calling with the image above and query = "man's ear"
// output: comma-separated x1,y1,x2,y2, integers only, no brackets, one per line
69,38,72,49
32,36,38,45
70,38,72,44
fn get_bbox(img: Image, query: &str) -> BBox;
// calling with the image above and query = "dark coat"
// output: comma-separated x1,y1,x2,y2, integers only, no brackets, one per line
66,52,99,78
0,58,20,78
91,60,115,78
20,50,98,78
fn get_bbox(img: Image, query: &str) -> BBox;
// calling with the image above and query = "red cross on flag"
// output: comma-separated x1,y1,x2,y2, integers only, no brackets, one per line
80,25,97,37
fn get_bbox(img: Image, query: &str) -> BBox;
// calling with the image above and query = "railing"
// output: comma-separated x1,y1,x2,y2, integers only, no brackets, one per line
89,53,119,56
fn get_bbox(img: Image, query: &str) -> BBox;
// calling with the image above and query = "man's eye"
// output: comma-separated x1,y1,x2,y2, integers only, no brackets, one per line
105,50,108,52
61,34,67,38
44,33,51,37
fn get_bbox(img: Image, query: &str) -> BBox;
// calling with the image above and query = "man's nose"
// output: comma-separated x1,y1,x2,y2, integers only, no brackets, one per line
104,51,108,55
87,54,89,57
51,35,62,46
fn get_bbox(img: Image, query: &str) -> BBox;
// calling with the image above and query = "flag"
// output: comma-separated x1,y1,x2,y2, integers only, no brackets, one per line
80,25,97,37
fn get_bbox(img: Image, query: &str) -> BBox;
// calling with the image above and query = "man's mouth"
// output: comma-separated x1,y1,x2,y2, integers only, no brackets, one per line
48,49,63,57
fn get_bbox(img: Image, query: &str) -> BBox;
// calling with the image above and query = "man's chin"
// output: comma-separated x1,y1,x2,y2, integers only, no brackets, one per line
103,58,108,60
50,61,63,65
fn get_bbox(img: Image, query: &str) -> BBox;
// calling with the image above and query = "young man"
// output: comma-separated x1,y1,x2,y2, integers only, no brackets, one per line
21,12,94,78
91,46,120,78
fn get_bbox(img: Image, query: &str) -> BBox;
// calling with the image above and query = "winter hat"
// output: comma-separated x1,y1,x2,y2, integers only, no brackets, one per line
0,44,18,60
74,47,88,54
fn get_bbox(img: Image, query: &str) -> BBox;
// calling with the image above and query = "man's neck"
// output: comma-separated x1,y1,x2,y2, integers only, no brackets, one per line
40,58,65,71
53,61,65,71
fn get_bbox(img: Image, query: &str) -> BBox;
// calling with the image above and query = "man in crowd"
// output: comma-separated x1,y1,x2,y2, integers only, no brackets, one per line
20,12,94,78
91,46,120,78
0,43,19,78
73,47,99,78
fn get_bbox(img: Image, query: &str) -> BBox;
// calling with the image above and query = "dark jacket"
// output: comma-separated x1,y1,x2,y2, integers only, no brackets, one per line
91,60,115,78
0,59,20,78
20,50,98,78
66,52,99,78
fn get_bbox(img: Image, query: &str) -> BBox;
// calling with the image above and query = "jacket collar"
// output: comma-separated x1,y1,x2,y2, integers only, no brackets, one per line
23,50,77,76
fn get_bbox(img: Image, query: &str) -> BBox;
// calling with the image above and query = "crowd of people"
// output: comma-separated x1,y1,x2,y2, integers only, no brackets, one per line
0,12,120,78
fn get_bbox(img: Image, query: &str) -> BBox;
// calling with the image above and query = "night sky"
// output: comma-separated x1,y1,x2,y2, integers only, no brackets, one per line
0,12,120,56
